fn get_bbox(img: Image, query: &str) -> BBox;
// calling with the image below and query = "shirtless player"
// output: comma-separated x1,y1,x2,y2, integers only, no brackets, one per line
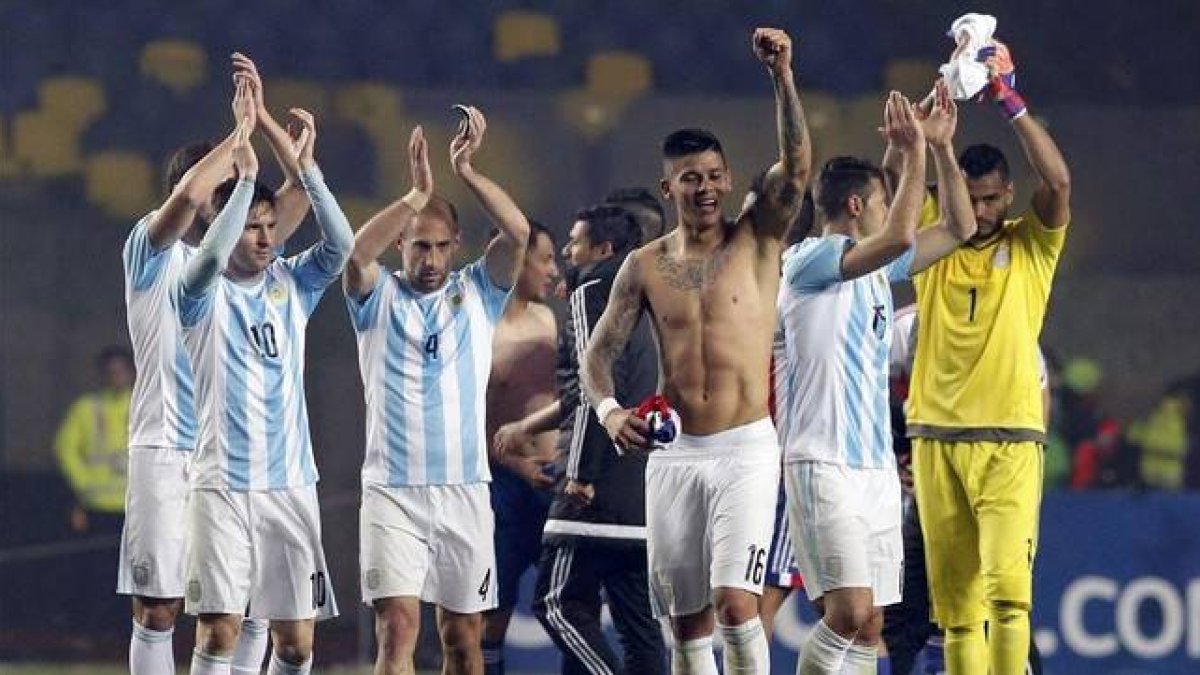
481,222,560,674
582,27,810,675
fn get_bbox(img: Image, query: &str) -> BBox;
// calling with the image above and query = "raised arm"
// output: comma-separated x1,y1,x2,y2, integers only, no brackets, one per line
1011,112,1071,229
145,78,252,248
839,93,926,280
181,110,257,297
581,253,651,450
978,45,1070,228
343,126,432,299
741,28,811,242
910,80,977,273
450,105,531,288
288,109,352,272
233,52,310,241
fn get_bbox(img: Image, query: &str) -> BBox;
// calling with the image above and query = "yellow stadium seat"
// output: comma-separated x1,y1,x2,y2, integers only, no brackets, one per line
38,76,106,127
336,83,405,188
336,83,404,135
84,151,156,219
494,10,561,62
585,51,653,97
884,59,939,97
141,39,208,96
13,110,84,176
268,79,329,120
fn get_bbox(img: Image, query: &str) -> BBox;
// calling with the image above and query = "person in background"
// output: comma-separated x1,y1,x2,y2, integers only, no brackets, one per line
56,345,135,534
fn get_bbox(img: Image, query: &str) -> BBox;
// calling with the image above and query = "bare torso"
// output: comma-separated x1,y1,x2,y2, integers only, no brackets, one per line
639,222,781,435
487,301,558,462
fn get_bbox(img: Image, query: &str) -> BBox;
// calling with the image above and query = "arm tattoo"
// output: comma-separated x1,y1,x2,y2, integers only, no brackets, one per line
581,255,644,406
776,75,809,173
655,245,729,292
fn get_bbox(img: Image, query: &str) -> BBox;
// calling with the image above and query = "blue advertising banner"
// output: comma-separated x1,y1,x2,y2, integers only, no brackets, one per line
494,493,1200,674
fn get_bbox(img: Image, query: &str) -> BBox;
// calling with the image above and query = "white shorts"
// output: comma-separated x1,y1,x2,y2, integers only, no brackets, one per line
645,418,781,617
185,486,338,621
784,461,903,606
360,482,497,613
117,447,191,598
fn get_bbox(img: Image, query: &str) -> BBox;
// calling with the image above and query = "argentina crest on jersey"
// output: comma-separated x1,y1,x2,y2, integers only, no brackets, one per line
869,272,891,341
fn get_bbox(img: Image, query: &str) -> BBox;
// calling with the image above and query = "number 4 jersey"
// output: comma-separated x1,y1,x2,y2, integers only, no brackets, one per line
177,251,340,490
907,207,1067,441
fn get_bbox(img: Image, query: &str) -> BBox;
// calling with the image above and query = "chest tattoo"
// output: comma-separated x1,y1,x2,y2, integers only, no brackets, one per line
655,248,728,292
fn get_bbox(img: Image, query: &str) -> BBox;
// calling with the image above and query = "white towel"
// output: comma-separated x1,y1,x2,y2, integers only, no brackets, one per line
938,13,997,100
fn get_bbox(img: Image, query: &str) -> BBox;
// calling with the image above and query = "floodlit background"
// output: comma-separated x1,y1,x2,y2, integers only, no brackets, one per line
1,1,1198,673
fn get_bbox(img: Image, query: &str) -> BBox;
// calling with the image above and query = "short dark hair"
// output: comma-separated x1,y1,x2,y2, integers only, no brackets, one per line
815,156,885,219
212,178,277,212
165,140,214,193
662,128,724,161
97,345,133,371
576,204,640,256
605,187,665,241
527,219,556,250
959,143,1010,182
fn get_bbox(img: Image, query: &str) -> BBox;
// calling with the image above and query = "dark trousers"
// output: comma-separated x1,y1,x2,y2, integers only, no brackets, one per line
533,540,666,675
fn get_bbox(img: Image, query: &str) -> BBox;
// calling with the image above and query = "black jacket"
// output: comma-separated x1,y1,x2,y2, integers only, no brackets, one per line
542,253,659,547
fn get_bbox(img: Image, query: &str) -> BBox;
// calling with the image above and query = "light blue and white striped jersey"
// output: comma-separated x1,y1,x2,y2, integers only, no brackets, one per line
776,235,913,469
122,213,197,451
177,250,340,490
347,258,510,487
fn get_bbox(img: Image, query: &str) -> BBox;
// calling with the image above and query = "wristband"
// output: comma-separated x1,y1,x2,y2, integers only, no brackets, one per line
400,188,430,214
988,78,1027,121
595,398,622,425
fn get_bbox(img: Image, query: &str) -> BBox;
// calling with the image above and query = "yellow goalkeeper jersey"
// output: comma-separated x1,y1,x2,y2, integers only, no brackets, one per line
907,202,1067,442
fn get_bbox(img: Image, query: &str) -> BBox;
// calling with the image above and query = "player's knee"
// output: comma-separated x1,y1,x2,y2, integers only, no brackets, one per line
672,607,717,641
439,613,483,661
134,596,181,631
854,608,885,645
375,604,420,656
988,599,1030,624
482,607,512,643
824,601,873,639
713,589,758,627
272,641,312,667
945,621,984,640
197,614,242,655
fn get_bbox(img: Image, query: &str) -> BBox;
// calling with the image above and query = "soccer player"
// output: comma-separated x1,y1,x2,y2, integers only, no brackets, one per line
343,108,529,675
498,204,667,674
605,187,667,242
119,60,310,675
581,28,810,674
177,102,352,675
481,221,559,675
883,304,1046,675
902,50,1071,675
776,83,975,675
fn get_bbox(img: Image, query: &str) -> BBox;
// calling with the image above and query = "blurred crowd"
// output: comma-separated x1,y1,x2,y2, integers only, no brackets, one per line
1041,353,1200,491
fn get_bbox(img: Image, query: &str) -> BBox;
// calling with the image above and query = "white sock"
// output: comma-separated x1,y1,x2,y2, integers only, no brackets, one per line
231,617,270,675
797,619,854,675
130,620,175,675
267,650,313,675
672,634,719,675
841,643,878,675
190,649,232,675
719,618,770,674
